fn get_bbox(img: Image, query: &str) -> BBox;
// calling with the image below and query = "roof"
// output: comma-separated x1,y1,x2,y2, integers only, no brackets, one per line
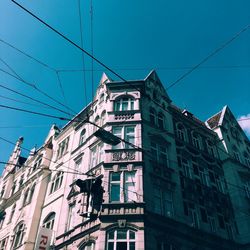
206,111,222,129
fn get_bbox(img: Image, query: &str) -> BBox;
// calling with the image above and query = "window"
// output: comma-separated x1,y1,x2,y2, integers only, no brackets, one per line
28,184,35,203
244,152,250,167
100,110,106,127
110,172,121,202
10,181,16,196
94,116,100,132
112,126,135,149
0,211,6,229
192,133,201,149
0,238,6,250
22,189,29,207
150,142,168,167
181,158,193,179
43,212,55,229
199,168,209,186
0,185,5,198
158,112,165,129
100,93,105,103
107,229,136,250
57,137,69,158
79,129,86,146
50,172,64,194
232,146,241,162
110,172,136,203
114,97,134,111
216,177,225,193
176,124,186,141
208,217,216,232
8,204,16,223
80,242,95,250
244,182,250,198
157,242,178,250
153,187,174,217
73,158,82,180
19,175,24,188
66,203,75,231
150,107,156,125
90,143,104,168
13,222,25,248
207,140,216,157
191,210,199,228
33,156,42,172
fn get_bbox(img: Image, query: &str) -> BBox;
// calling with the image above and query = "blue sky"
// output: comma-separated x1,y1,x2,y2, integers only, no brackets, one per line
0,0,250,173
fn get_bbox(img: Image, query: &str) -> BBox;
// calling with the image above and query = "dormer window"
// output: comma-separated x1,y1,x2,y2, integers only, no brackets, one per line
176,123,186,141
114,97,134,111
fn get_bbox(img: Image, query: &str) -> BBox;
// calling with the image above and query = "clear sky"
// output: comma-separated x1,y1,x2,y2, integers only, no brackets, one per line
0,0,250,174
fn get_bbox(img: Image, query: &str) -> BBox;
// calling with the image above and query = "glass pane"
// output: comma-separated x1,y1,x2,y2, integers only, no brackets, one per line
125,172,135,182
117,229,127,239
111,173,121,182
111,184,120,201
107,242,114,250
129,230,135,239
113,127,122,137
117,242,127,250
108,231,114,239
130,242,135,250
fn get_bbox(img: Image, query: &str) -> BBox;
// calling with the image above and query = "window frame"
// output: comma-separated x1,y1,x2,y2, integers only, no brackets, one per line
50,171,64,194
57,137,70,159
176,123,186,141
43,212,55,230
112,126,135,149
13,222,25,249
114,97,135,112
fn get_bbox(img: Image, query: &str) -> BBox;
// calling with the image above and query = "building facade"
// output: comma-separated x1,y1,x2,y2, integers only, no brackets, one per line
0,71,249,250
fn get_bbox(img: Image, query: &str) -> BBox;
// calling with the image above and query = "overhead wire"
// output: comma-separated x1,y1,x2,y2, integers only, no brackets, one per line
0,37,73,112
77,0,88,106
0,83,74,116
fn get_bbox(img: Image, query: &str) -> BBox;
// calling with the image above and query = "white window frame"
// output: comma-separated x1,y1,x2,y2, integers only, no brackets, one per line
13,222,25,249
110,171,136,203
112,126,135,149
79,129,86,146
107,229,136,250
207,140,216,157
114,97,135,111
57,137,69,159
158,112,165,129
192,133,201,149
50,171,64,194
90,143,104,169
150,142,169,167
43,212,55,230
66,203,76,231
182,158,193,179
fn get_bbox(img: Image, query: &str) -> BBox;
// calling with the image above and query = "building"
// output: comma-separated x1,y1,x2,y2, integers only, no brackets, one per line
0,71,249,250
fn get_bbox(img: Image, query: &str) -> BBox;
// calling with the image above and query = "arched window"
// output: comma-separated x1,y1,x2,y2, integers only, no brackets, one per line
50,172,63,194
150,107,156,125
79,241,95,250
79,129,86,146
158,112,165,129
176,123,186,141
28,184,36,203
107,229,136,250
13,222,25,248
43,212,55,229
192,133,201,149
114,97,134,111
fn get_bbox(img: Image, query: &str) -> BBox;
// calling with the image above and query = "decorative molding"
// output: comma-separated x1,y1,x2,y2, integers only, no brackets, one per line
112,151,135,161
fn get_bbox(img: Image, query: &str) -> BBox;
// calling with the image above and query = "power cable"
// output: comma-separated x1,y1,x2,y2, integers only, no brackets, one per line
77,0,87,106
11,0,127,83
0,83,74,116
0,57,23,81
0,38,73,113
166,24,250,90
